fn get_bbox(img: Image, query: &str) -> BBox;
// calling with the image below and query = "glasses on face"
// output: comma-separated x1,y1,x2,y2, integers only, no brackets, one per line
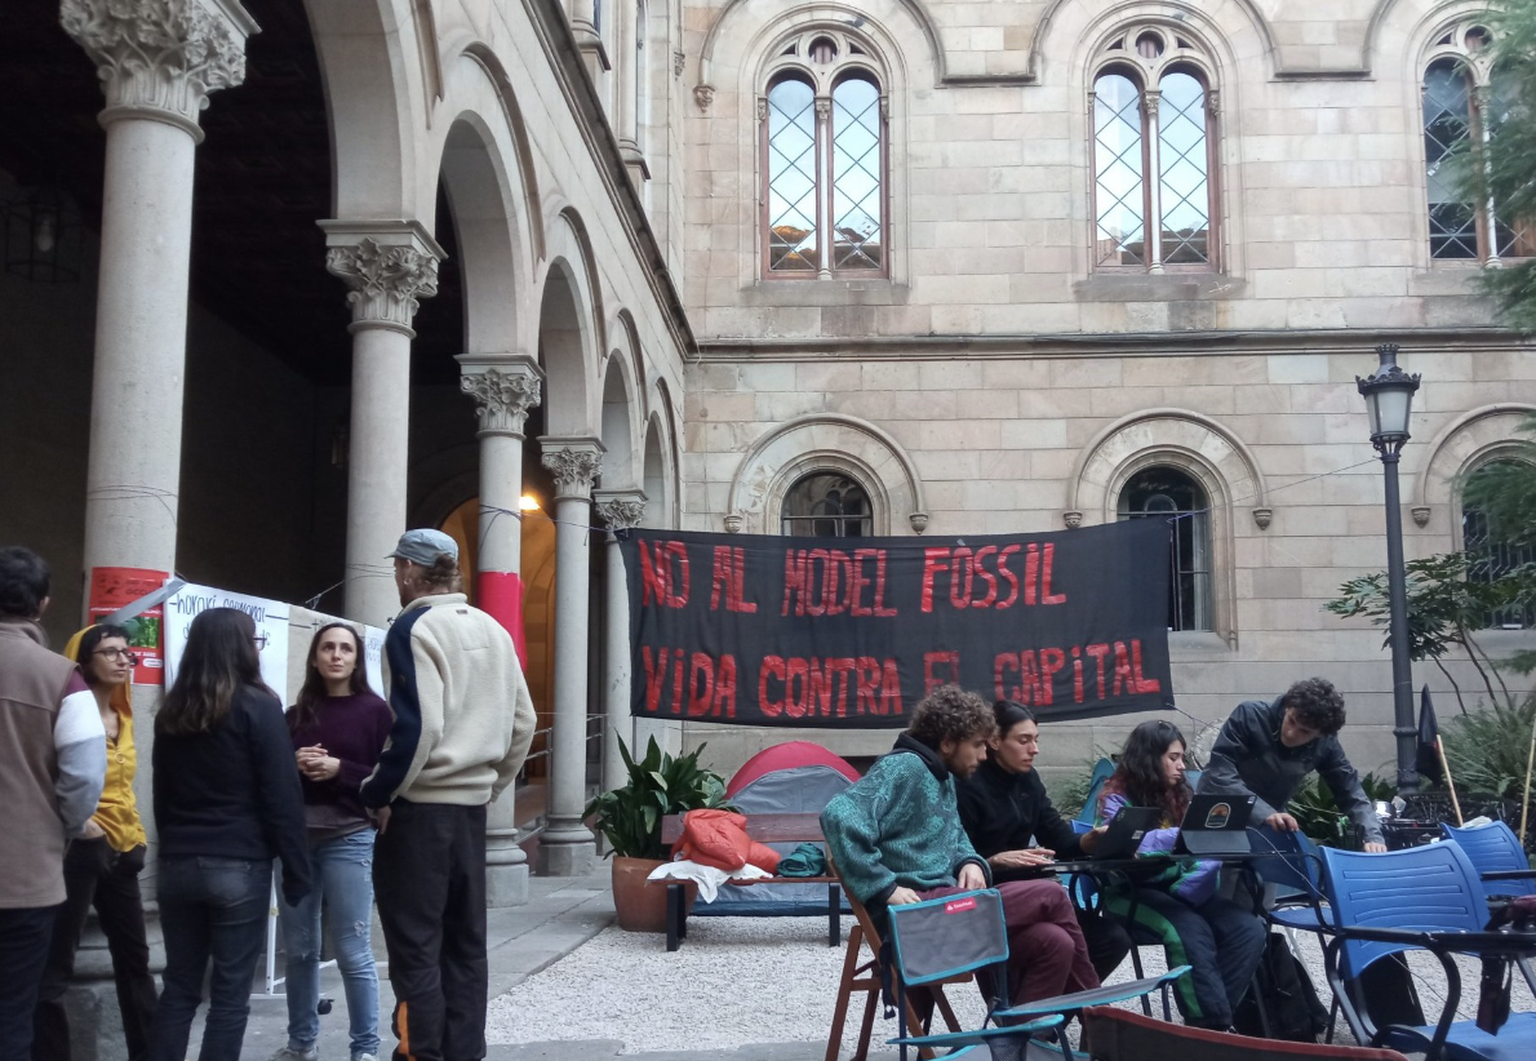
252,635,269,651
94,647,140,665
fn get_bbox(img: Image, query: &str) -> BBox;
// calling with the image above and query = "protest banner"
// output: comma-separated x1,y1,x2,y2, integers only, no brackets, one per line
619,520,1175,728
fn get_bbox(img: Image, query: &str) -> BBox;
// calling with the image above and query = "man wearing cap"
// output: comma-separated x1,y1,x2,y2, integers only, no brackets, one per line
361,529,536,1061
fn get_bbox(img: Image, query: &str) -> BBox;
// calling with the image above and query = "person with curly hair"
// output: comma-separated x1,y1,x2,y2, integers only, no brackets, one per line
822,685,1099,1007
1097,720,1265,1031
1198,677,1386,852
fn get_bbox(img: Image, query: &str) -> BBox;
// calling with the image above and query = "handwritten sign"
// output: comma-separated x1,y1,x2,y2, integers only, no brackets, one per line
162,583,291,697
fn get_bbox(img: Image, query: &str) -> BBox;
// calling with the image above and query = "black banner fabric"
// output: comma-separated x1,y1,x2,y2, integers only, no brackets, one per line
619,520,1175,728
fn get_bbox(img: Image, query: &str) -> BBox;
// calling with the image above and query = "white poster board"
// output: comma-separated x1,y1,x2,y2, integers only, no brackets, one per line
163,583,291,697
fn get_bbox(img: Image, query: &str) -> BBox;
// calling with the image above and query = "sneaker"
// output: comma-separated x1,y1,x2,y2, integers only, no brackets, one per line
270,1048,319,1061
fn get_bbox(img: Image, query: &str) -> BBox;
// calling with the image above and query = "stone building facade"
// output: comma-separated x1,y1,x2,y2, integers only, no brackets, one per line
0,0,1533,892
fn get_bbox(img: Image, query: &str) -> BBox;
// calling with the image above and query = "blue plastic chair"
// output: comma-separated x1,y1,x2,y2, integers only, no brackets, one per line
1441,821,1536,901
884,888,1189,1061
1319,842,1536,1061
1074,758,1117,826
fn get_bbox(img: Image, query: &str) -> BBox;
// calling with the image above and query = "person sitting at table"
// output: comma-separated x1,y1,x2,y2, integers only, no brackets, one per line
1096,719,1265,1031
956,699,1132,980
822,685,1100,1008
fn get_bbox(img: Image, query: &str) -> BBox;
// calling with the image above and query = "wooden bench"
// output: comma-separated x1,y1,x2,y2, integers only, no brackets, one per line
657,812,842,952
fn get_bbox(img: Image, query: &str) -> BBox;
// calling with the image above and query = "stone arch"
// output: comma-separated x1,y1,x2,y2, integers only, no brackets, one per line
642,414,673,529
726,413,928,535
1033,0,1276,84
1414,403,1536,540
598,347,641,490
434,50,541,356
535,208,605,435
458,43,547,262
303,0,422,217
1067,410,1264,645
651,377,684,528
698,0,937,88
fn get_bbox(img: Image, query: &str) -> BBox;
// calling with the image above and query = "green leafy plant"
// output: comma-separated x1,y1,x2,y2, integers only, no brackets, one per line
1288,771,1397,850
583,737,732,860
1442,696,1536,800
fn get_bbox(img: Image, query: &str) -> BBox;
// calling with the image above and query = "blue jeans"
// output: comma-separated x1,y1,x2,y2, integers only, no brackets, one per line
278,829,381,1059
150,856,270,1061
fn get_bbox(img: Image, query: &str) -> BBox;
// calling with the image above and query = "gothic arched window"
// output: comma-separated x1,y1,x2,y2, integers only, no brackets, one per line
781,472,872,538
1117,466,1212,631
762,31,887,278
1462,459,1535,628
1423,20,1533,263
1092,26,1218,272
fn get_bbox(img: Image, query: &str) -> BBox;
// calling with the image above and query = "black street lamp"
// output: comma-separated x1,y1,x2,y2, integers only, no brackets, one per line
1356,343,1422,795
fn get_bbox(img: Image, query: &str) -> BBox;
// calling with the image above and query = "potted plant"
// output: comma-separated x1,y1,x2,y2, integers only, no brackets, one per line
584,736,732,932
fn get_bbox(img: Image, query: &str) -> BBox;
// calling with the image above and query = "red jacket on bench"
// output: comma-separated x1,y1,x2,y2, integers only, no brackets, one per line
671,809,782,874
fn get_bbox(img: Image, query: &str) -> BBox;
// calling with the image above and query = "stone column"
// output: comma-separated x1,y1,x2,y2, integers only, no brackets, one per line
815,96,833,280
319,220,443,628
536,437,605,875
458,354,542,905
615,0,648,187
1143,89,1164,274
66,0,257,590
594,490,645,796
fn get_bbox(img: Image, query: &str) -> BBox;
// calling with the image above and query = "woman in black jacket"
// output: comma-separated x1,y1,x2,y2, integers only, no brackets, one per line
956,700,1131,980
149,608,312,1061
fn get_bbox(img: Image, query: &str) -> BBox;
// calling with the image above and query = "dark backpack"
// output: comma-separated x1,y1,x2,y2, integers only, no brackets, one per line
1233,933,1330,1041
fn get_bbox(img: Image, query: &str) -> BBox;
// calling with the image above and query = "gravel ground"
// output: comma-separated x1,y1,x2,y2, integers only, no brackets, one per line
485,915,1536,1058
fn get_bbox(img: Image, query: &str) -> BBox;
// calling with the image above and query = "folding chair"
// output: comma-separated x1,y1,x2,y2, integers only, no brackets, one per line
825,884,971,1061
1319,842,1536,1061
1079,1005,1412,1061
885,888,1190,1061
1441,821,1536,901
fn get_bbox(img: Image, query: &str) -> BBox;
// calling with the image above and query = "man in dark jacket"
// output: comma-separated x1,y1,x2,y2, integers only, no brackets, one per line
1198,677,1386,852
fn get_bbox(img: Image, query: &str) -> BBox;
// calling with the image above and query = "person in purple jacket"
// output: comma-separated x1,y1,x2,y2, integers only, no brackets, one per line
272,623,392,1061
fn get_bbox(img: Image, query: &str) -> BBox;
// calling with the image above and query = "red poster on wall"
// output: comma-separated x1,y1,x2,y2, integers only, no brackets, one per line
87,567,169,685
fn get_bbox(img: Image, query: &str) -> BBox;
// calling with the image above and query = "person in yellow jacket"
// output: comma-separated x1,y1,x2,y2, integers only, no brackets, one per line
33,623,158,1061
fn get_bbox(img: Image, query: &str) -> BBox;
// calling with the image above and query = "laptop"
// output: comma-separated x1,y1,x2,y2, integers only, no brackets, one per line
1089,805,1161,860
1175,793,1257,855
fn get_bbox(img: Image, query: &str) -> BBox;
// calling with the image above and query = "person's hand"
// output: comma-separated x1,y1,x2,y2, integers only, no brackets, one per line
1079,826,1108,854
1265,812,1300,832
888,886,920,905
301,756,341,782
79,819,105,840
957,862,987,890
1363,841,1388,853
368,804,392,835
990,847,1055,869
295,744,327,766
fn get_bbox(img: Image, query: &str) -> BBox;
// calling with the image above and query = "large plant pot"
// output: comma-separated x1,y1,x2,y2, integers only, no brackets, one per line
611,856,696,933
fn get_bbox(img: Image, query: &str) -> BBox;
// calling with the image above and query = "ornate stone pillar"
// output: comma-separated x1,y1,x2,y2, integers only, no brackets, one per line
66,0,258,593
815,96,833,281
536,436,605,875
457,354,542,905
594,489,645,796
318,220,443,628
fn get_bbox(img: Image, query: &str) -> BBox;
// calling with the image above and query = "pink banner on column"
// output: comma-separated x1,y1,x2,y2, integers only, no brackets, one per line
479,570,527,663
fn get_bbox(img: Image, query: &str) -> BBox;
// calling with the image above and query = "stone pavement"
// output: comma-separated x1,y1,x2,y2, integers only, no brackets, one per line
212,868,889,1061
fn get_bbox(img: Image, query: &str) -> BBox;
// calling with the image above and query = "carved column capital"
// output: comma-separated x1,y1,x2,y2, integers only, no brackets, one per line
1142,88,1161,120
593,489,647,532
814,97,832,121
1063,510,1084,530
62,0,258,138
695,84,716,112
456,354,542,438
539,437,605,501
319,220,444,334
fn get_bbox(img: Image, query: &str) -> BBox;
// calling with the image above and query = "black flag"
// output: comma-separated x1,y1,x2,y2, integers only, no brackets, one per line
1417,685,1443,785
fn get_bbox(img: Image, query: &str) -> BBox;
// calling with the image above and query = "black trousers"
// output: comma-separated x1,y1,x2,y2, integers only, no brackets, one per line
1078,906,1133,982
374,801,489,1061
34,839,158,1061
0,905,59,1057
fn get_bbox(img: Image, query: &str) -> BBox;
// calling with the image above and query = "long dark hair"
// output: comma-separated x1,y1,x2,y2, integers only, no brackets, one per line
289,622,368,731
1100,719,1191,825
159,608,269,736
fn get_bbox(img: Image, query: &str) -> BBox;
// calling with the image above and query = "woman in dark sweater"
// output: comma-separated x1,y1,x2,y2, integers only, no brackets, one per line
273,622,392,1061
150,608,310,1061
956,700,1132,980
